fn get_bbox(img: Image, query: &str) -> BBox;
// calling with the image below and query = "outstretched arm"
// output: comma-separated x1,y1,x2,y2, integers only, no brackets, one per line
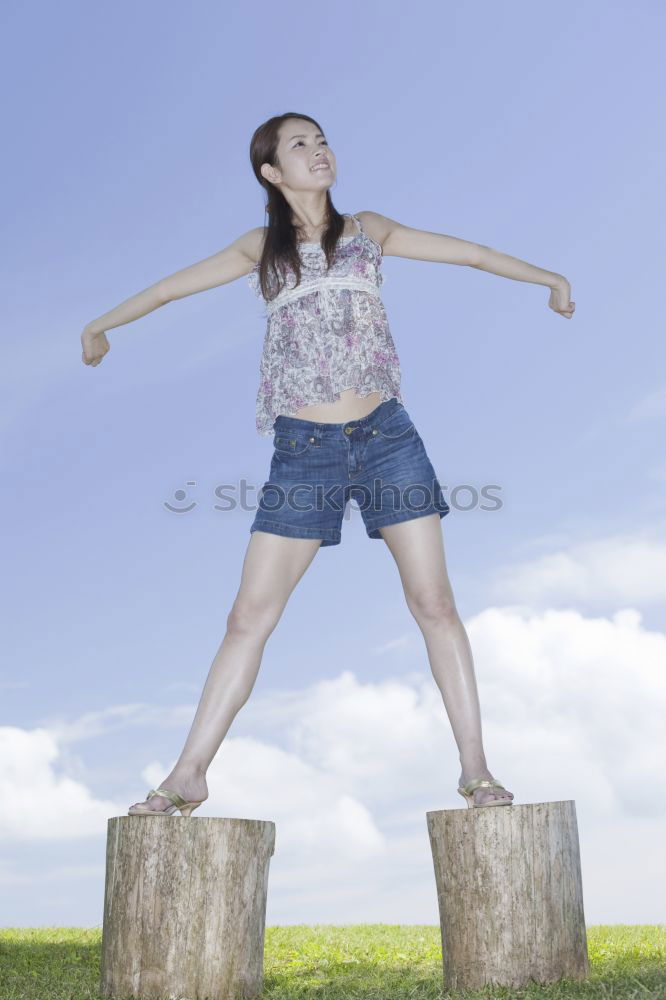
81,226,265,366
358,211,575,319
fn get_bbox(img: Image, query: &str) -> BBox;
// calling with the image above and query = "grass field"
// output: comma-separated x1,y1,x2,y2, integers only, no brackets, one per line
0,924,664,998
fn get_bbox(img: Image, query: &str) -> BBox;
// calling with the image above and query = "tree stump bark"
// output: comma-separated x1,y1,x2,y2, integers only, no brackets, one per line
100,816,276,999
426,800,589,989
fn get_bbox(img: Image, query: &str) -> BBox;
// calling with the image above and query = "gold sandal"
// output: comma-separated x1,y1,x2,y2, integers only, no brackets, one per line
457,777,514,808
128,787,204,817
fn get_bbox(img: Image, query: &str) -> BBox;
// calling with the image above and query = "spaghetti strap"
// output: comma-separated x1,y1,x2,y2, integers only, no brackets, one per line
348,213,383,256
348,213,363,235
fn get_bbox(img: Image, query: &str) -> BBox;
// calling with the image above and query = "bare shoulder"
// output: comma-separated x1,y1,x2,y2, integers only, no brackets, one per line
355,211,481,265
354,211,396,252
157,225,269,304
236,226,267,266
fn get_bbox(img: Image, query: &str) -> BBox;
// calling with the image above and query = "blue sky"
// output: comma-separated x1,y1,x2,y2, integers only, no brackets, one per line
1,0,665,929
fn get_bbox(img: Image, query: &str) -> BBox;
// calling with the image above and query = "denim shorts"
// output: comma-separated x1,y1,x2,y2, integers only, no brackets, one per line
250,397,450,547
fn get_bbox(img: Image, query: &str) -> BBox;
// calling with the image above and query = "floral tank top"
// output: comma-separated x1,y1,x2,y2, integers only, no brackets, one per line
247,213,404,437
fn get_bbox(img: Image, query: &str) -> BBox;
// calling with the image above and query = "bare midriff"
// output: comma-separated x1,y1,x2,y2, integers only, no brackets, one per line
288,388,383,424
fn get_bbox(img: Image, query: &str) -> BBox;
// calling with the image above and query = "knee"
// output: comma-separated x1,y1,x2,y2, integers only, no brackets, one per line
226,599,281,639
407,589,459,626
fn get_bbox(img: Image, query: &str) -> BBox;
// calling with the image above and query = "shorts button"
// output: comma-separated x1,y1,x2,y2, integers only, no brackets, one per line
372,428,378,435
309,436,315,443
345,426,354,435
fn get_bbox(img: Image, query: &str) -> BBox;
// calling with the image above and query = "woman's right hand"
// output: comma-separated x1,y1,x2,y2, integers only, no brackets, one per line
81,325,110,367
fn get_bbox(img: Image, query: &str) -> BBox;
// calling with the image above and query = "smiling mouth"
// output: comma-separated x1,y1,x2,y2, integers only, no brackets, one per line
310,162,331,171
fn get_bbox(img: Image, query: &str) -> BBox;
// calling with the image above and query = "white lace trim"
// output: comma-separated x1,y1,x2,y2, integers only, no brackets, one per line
265,276,381,317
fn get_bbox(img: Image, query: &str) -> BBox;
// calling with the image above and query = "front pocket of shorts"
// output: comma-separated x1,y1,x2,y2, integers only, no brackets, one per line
376,410,415,440
273,433,313,457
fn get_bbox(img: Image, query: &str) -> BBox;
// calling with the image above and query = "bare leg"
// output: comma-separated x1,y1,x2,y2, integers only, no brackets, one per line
129,531,323,812
379,514,514,806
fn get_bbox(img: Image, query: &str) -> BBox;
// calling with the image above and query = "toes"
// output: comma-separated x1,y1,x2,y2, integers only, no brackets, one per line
476,790,513,803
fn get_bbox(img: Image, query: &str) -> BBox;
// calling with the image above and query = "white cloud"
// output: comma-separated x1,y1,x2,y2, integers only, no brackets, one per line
1,599,664,921
45,703,195,745
490,532,666,605
0,727,119,840
462,605,665,810
142,737,387,863
3,602,663,836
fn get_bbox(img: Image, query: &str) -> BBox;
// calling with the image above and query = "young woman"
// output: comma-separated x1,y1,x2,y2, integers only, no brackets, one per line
81,112,574,816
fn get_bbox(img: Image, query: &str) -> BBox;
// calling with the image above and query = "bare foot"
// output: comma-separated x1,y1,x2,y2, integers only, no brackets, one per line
458,768,514,806
129,771,209,813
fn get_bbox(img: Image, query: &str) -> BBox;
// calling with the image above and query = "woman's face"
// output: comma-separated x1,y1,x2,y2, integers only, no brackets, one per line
269,120,336,192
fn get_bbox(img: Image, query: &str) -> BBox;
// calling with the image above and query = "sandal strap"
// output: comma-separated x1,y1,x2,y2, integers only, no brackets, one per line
147,787,187,808
460,778,505,794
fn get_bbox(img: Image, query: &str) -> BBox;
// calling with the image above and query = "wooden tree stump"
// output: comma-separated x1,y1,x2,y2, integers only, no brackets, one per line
426,800,589,989
100,816,276,1000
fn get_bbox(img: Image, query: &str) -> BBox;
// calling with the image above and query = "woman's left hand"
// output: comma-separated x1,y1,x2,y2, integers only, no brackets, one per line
548,278,575,319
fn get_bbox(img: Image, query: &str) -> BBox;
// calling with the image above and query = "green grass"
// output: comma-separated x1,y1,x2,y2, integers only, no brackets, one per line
0,924,663,998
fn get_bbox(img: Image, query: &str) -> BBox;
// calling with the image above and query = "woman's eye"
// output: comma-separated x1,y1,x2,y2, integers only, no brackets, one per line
294,140,328,147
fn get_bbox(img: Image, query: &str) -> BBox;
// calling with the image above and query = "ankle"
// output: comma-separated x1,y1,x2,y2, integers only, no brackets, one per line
170,762,207,782
459,757,489,779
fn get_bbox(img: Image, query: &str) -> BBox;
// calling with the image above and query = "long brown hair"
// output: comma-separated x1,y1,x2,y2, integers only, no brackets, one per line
249,112,346,301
